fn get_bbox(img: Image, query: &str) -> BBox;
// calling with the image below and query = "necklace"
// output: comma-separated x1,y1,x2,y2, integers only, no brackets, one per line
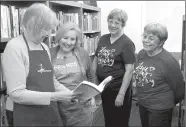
57,50,73,59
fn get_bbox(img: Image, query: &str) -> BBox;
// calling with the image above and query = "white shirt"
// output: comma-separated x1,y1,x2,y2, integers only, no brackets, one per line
2,35,69,111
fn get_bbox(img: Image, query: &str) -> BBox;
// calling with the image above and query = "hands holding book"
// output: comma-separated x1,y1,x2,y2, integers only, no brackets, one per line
51,89,82,102
51,76,113,104
73,76,113,101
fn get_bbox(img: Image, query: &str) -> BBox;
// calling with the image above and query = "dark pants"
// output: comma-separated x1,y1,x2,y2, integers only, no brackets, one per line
101,87,132,127
6,110,13,127
139,104,173,127
58,100,93,127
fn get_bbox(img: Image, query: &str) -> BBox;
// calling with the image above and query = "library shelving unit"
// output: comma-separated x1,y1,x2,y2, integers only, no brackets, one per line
180,14,185,127
178,14,185,127
0,1,102,126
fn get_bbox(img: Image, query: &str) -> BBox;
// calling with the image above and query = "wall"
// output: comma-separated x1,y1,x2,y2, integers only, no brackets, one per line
97,1,185,53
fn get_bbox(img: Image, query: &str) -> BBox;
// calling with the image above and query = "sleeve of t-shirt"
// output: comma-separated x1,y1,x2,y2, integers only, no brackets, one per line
121,42,136,64
164,58,185,104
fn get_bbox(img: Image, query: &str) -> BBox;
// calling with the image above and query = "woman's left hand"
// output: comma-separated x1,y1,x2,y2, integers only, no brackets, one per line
85,97,96,108
90,97,96,108
115,93,125,107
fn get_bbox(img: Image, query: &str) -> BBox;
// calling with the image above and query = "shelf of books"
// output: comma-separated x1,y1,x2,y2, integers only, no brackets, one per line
0,1,101,54
0,1,101,126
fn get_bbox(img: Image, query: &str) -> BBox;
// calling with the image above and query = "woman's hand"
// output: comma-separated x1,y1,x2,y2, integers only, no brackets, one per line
84,97,97,109
115,93,125,107
89,97,96,108
51,91,82,102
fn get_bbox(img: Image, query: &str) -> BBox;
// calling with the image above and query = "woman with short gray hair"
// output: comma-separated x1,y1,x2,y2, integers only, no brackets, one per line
2,3,79,126
133,22,185,127
93,8,136,127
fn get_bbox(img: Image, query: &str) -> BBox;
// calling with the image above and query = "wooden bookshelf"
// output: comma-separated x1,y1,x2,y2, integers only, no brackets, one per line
0,38,11,43
0,1,101,51
183,14,186,127
0,1,101,126
50,1,81,8
179,14,185,127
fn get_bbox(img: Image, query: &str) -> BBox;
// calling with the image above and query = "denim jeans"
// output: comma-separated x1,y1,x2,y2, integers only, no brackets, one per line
139,104,173,127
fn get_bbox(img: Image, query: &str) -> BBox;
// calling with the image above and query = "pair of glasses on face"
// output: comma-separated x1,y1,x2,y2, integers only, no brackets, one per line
42,28,54,35
141,34,159,41
108,19,122,27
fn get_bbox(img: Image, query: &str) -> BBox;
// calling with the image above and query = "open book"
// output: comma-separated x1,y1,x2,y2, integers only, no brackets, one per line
72,76,113,101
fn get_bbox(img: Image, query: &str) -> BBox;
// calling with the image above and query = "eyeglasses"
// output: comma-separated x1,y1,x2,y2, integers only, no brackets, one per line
42,28,54,36
141,34,159,41
108,19,122,27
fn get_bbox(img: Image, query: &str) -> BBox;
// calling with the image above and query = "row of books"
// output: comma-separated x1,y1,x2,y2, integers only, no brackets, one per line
55,11,100,32
82,35,99,56
1,5,100,38
83,12,100,32
1,5,20,38
56,11,79,31
48,34,99,56
1,5,27,38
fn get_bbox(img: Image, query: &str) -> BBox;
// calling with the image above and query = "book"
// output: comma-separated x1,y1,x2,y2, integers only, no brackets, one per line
73,76,113,101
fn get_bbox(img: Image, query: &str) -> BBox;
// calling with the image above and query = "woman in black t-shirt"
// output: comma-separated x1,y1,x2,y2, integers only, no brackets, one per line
93,8,136,127
133,23,185,127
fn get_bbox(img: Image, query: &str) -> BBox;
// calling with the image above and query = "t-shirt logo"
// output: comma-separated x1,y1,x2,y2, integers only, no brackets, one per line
97,46,115,67
133,62,155,87
38,64,51,73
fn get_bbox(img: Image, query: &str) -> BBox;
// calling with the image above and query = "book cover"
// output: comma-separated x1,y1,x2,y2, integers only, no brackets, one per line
73,76,113,101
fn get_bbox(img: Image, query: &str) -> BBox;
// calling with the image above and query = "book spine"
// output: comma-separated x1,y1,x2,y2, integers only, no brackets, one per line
1,5,9,38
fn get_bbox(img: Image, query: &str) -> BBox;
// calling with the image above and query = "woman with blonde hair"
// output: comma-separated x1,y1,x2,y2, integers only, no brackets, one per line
2,3,79,126
50,21,96,126
93,8,136,127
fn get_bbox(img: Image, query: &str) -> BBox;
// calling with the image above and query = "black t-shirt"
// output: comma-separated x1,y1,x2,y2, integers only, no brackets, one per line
133,49,185,110
95,34,136,90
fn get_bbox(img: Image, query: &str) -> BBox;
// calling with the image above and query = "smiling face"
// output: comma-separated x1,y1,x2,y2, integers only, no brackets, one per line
142,32,161,52
108,17,123,36
59,30,77,53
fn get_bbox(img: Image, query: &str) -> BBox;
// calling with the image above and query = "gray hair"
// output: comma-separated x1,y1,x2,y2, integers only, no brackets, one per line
144,22,168,46
22,3,58,37
107,8,128,27
55,22,82,48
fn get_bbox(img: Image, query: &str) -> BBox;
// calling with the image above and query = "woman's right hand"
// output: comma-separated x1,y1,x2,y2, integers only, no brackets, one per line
51,91,82,102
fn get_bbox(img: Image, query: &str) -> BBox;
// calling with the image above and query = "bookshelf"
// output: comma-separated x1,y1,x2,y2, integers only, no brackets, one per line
0,1,101,126
182,14,185,127
0,1,101,54
179,14,185,127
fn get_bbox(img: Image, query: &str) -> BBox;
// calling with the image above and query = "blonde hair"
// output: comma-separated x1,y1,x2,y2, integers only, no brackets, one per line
107,8,128,27
144,22,168,44
22,3,58,37
55,22,82,48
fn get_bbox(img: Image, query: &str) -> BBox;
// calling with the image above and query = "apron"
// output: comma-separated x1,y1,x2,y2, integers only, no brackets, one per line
13,34,63,126
52,50,93,127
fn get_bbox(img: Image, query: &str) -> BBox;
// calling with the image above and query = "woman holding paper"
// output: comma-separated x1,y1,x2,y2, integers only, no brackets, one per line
50,22,96,126
2,3,78,126
93,8,136,127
